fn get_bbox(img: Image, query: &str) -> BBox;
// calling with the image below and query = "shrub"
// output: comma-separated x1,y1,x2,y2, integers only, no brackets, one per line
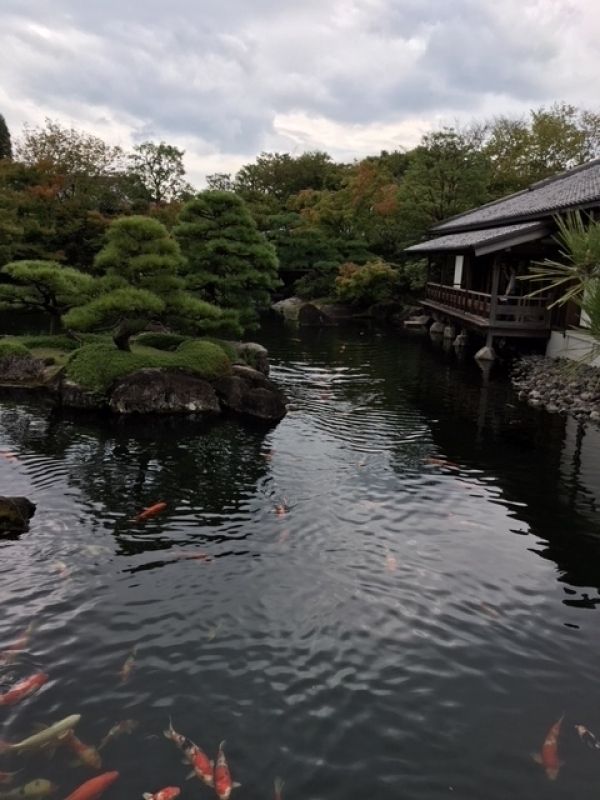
294,260,339,300
134,332,188,351
335,259,400,306
0,340,30,359
65,340,231,394
174,340,231,379
19,334,81,351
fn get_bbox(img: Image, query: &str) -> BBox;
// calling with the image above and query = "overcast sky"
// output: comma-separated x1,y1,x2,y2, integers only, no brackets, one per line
1,0,599,185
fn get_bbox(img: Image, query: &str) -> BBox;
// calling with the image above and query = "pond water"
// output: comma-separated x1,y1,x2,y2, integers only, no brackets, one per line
2,320,600,800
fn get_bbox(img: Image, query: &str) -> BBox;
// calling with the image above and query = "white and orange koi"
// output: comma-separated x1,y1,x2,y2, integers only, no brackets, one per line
532,714,564,780
97,719,138,752
119,646,137,684
142,788,180,800
63,731,102,770
213,740,241,800
274,777,284,800
575,724,600,750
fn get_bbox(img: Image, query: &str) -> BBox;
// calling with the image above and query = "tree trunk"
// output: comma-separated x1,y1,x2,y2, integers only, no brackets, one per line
113,320,134,352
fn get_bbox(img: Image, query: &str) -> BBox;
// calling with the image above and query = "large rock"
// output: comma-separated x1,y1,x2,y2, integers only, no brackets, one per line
0,496,36,534
0,353,46,384
60,379,107,410
215,365,287,422
227,341,270,376
272,296,304,321
109,369,220,415
298,303,336,327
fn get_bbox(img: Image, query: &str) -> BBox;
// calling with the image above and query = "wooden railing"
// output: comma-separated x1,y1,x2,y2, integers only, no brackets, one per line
425,283,551,330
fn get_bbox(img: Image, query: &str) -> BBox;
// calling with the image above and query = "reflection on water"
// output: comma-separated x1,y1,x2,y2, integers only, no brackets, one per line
1,321,600,799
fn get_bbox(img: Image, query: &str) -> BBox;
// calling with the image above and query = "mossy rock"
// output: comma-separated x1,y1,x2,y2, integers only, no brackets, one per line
0,341,46,383
0,497,36,534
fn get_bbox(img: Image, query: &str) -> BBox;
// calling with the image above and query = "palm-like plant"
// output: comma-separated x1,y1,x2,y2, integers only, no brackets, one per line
525,211,600,307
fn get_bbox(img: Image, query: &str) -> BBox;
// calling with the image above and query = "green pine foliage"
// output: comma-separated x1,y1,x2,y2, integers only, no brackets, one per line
174,191,280,330
0,115,11,160
65,340,231,393
0,261,96,324
65,215,236,349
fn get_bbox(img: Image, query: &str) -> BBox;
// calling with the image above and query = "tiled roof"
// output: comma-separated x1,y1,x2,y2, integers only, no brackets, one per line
405,222,548,254
431,159,600,233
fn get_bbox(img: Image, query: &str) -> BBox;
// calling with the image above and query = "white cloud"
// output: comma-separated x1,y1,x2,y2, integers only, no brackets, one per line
0,0,598,186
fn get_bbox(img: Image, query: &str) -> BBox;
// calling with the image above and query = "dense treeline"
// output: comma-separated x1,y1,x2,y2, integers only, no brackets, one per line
0,103,599,313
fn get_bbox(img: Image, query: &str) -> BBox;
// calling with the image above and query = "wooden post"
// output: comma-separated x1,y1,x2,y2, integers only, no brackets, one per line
489,259,501,326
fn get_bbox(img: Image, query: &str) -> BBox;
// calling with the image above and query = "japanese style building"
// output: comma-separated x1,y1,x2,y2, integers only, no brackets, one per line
405,159,600,359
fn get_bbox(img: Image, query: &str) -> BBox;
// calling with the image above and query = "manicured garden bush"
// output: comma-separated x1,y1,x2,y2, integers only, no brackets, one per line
65,340,232,394
134,332,188,351
0,340,30,359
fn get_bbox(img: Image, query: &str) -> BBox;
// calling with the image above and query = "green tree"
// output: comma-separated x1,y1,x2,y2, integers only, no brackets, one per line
174,191,280,330
0,114,12,160
335,260,400,306
64,215,233,350
127,141,194,204
234,151,344,203
396,128,491,246
0,260,96,331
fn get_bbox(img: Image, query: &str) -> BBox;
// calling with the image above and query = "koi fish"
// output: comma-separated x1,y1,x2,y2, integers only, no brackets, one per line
0,452,18,462
97,719,138,752
63,772,119,800
163,720,213,787
424,456,460,470
0,714,81,755
142,789,180,800
0,773,20,786
0,673,48,706
0,779,57,798
274,498,289,518
274,777,284,800
132,502,167,523
575,724,600,750
532,714,564,780
170,550,213,564
63,732,102,770
50,561,69,579
214,740,241,800
119,646,137,684
0,624,36,666
385,549,398,573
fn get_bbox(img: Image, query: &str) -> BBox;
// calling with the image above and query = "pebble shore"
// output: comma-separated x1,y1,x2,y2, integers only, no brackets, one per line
512,355,600,423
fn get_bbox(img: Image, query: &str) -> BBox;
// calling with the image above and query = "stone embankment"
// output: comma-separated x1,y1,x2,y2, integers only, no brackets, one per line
512,355,600,423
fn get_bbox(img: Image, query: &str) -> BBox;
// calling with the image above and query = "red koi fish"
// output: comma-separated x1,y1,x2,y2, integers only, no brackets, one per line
214,740,241,800
163,719,213,787
143,788,180,800
533,714,564,780
64,731,102,770
64,772,119,800
133,502,167,523
274,498,289,518
0,672,48,706
0,623,35,665
274,777,284,800
119,646,137,684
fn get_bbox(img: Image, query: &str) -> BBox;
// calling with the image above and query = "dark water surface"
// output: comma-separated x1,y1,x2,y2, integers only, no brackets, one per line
2,321,600,799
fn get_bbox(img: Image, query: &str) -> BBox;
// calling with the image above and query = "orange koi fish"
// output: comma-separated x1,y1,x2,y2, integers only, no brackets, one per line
97,719,138,751
64,731,102,770
532,714,564,780
163,719,213,787
133,502,167,523
274,777,284,800
143,789,180,800
0,623,35,665
0,451,18,462
0,770,20,785
575,724,600,750
424,456,460,470
0,672,48,706
214,740,241,800
274,498,289,518
119,646,137,684
64,771,119,800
